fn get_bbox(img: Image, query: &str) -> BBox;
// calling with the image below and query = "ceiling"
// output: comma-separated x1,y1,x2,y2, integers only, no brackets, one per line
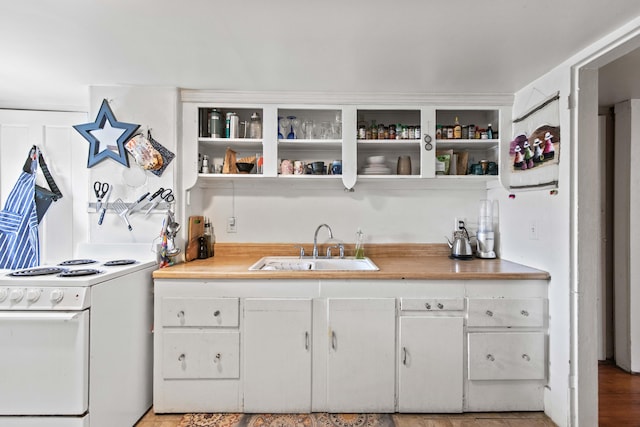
1,0,640,111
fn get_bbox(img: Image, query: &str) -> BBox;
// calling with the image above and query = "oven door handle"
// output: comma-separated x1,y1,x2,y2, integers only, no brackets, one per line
0,311,82,321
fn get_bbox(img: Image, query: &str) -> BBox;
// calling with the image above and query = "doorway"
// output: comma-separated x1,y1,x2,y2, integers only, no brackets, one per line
574,27,640,426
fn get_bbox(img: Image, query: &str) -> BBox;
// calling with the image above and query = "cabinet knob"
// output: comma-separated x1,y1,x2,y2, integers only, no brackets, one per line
486,354,495,362
178,354,185,362
425,303,431,310
214,353,221,363
177,310,184,318
437,303,444,309
486,310,494,317
522,354,531,361
213,310,221,317
520,310,529,317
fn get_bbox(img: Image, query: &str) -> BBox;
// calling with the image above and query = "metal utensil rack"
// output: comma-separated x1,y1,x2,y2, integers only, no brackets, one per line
87,202,173,212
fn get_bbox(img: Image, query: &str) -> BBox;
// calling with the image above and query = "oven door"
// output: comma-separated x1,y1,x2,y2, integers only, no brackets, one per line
0,310,89,415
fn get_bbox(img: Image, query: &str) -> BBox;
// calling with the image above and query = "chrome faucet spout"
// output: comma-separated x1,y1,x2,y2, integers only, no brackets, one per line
313,223,333,259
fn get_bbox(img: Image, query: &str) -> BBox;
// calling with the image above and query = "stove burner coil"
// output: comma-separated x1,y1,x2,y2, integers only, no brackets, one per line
9,267,66,277
57,269,102,277
103,259,137,266
58,259,98,266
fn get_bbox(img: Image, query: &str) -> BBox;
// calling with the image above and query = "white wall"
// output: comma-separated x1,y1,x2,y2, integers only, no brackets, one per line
613,100,640,373
85,86,179,254
198,182,488,245
488,69,572,426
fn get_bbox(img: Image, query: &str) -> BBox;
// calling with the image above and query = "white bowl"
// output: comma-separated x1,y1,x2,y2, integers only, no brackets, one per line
368,155,385,164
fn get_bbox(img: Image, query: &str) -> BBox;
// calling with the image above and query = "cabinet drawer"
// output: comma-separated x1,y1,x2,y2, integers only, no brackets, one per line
468,332,545,380
400,298,464,312
467,298,544,327
161,297,239,327
162,331,240,379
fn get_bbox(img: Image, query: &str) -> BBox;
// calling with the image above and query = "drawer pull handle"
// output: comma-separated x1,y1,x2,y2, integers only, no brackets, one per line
437,303,444,309
521,310,529,317
214,353,221,363
425,303,431,310
177,310,184,319
522,354,531,361
402,347,408,365
331,331,337,351
305,331,310,350
213,310,221,317
486,354,495,362
486,310,494,317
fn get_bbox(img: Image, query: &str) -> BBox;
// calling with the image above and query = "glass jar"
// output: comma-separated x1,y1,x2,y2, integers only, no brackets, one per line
249,112,262,139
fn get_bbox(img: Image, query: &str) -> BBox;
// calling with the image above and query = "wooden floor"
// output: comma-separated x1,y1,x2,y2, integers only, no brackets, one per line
598,361,640,427
135,363,640,427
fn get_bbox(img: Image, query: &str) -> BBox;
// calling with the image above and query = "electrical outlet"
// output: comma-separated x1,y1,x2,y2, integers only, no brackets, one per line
227,217,237,233
529,220,539,240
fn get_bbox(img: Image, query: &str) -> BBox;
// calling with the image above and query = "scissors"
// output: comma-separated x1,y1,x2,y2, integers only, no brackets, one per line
93,181,110,212
144,187,175,216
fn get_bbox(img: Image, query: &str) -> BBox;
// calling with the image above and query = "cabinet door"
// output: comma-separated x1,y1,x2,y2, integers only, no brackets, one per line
243,298,312,413
326,298,396,412
398,316,463,412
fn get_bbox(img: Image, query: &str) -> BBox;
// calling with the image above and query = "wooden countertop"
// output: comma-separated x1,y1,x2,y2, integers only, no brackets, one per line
153,243,550,281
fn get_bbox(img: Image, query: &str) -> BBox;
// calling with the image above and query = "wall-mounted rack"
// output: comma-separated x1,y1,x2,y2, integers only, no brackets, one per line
87,202,173,213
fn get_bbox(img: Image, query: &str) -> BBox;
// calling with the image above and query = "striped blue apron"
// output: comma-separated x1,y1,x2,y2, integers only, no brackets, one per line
0,149,39,269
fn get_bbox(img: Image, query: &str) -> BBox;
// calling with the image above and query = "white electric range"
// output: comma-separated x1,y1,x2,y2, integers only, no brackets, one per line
0,244,157,427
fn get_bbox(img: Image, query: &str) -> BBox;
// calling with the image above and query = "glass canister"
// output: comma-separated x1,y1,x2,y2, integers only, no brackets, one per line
209,109,223,138
249,112,262,139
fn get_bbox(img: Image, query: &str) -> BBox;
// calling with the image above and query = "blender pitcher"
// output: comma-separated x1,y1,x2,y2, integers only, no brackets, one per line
476,199,496,258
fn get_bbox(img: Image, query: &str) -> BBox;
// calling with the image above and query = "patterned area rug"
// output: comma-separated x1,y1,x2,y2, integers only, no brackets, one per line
178,413,396,427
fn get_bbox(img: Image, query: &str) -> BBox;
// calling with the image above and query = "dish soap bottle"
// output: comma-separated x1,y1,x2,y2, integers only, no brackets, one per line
355,229,365,259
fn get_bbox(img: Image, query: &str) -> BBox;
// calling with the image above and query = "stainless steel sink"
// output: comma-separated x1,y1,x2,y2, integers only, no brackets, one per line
248,256,379,271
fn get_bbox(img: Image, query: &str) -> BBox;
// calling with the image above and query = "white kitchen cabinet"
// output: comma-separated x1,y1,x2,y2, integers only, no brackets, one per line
398,316,464,413
243,298,312,413
180,92,511,191
153,278,548,414
355,107,435,178
326,298,396,412
468,332,545,380
465,296,548,412
154,294,242,412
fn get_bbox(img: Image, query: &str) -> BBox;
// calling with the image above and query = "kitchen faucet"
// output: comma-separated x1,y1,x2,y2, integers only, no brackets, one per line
312,223,333,259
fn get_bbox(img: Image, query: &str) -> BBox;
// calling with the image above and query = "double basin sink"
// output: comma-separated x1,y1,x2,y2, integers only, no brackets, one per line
249,256,379,271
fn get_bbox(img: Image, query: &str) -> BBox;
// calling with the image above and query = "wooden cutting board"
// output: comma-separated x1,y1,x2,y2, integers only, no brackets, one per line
186,215,204,262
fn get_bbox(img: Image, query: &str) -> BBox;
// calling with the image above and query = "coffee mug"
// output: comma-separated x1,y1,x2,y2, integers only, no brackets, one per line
331,160,342,175
305,163,314,174
294,160,305,175
312,161,325,175
469,163,484,175
487,161,498,175
281,159,294,175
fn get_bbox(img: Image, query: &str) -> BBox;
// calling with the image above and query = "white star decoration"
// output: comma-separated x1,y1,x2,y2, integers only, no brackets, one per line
73,99,140,168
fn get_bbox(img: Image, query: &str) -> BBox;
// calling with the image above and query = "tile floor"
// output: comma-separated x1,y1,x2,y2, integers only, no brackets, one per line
134,409,557,427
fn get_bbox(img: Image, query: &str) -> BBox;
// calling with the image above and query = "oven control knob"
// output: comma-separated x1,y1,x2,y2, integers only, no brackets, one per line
50,289,64,304
26,289,41,302
0,288,7,302
10,289,24,303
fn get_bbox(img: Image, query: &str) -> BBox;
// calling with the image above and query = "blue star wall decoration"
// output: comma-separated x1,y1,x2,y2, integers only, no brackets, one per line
73,99,140,168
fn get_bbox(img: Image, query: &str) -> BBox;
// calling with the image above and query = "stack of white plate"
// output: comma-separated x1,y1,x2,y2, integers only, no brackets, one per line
362,155,391,175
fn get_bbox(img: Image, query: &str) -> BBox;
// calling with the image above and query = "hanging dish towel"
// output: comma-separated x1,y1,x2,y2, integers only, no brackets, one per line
0,147,39,269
